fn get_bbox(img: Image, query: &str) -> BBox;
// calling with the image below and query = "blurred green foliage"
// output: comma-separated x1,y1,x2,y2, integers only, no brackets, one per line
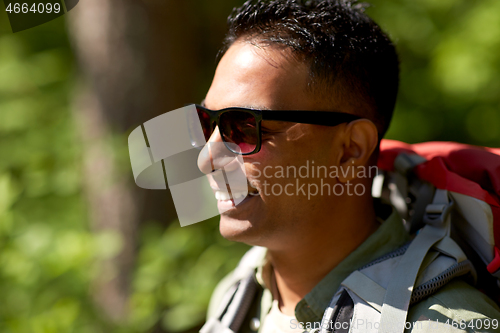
368,0,500,146
0,11,111,333
129,221,249,333
0,0,499,332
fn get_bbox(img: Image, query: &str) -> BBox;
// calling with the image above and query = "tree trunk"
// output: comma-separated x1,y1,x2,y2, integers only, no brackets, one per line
66,0,203,323
67,0,236,326
67,0,151,322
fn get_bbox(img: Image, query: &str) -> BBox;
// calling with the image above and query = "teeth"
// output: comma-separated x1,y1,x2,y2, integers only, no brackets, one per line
233,192,246,200
214,190,248,201
215,191,231,201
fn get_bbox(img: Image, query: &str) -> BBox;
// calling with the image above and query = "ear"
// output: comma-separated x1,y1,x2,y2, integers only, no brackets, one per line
336,119,378,183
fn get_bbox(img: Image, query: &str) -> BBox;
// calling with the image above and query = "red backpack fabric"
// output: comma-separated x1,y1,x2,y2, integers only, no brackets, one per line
378,139,500,278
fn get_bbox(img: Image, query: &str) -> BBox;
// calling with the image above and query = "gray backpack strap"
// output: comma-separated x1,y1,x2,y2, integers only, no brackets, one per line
320,249,473,333
320,191,475,333
201,246,266,333
201,274,259,333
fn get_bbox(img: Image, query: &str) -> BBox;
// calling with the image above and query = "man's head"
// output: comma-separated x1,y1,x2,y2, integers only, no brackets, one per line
198,0,399,249
221,0,399,138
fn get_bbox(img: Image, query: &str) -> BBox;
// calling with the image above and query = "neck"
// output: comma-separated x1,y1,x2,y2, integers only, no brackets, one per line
268,195,379,316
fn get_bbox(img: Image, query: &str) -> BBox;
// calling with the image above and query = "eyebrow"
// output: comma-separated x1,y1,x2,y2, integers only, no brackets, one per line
199,99,272,111
196,103,362,127
246,105,271,111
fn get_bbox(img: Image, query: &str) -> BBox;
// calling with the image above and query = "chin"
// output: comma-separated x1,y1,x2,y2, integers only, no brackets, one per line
219,215,252,240
219,214,268,246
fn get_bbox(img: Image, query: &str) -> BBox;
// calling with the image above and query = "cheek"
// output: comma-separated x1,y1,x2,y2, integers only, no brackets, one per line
248,141,304,175
243,151,282,186
243,130,324,180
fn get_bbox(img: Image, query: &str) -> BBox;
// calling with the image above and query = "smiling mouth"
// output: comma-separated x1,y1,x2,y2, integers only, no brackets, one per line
213,186,260,202
215,190,246,201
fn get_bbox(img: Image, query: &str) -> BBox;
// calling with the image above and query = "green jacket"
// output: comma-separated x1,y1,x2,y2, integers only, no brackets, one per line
206,207,500,333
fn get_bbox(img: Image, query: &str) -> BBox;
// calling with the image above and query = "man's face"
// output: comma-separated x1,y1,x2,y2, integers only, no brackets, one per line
200,40,346,249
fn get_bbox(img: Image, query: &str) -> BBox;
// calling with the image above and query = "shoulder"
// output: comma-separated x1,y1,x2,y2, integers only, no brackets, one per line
206,246,267,319
207,270,239,319
407,279,500,333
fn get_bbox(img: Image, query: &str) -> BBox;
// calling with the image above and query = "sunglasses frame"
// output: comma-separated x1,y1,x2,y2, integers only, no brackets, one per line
194,104,363,155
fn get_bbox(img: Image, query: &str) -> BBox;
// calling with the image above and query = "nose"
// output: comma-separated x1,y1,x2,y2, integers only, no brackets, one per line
197,126,240,174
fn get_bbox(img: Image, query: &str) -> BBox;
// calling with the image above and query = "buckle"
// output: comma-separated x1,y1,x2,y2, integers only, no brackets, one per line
423,189,453,227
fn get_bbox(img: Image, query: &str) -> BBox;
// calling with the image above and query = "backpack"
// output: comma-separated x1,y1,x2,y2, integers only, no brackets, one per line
200,139,500,333
375,139,500,300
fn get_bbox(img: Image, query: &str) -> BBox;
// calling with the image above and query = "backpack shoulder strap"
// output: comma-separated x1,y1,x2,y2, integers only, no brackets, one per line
201,246,266,333
319,190,475,333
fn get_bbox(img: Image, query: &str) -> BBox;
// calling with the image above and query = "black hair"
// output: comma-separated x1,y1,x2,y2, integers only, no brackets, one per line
220,0,399,138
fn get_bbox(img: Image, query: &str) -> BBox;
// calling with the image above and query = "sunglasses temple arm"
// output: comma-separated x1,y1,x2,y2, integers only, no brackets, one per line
262,110,361,125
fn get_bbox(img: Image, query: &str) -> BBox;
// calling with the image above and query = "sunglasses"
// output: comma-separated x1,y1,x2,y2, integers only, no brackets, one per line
188,104,362,155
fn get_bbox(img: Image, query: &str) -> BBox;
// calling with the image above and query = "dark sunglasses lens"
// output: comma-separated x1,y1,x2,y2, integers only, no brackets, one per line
196,107,213,142
219,111,258,154
186,106,209,148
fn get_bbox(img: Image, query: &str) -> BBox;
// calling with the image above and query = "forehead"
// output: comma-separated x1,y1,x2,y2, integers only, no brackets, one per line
205,40,327,111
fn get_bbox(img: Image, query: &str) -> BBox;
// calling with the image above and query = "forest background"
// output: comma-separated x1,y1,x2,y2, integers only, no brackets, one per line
1,0,500,332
